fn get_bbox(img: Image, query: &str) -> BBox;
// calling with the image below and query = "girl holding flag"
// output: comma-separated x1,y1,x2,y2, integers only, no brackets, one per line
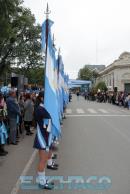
33,92,58,190
34,4,62,189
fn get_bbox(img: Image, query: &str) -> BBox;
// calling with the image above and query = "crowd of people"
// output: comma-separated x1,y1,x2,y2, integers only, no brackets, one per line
82,91,130,109
0,89,46,156
0,87,69,190
96,91,130,109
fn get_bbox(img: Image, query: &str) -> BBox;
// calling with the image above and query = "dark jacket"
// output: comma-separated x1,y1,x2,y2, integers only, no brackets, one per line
34,105,51,130
6,96,20,119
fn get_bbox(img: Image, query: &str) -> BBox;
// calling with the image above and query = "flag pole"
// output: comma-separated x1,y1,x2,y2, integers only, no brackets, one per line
44,3,51,55
57,48,61,81
44,3,51,91
53,33,56,48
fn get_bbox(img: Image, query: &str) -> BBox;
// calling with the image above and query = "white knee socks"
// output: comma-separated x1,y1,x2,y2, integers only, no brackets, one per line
37,171,46,185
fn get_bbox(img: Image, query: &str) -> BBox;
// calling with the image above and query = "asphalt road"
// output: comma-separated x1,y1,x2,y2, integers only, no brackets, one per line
0,94,130,194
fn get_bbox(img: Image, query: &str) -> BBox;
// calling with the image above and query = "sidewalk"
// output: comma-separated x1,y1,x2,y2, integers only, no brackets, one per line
0,133,35,194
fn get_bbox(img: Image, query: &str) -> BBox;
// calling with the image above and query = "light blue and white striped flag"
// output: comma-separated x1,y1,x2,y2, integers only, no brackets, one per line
42,19,61,141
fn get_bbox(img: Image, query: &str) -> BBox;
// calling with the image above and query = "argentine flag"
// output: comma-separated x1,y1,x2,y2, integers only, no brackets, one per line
57,54,64,116
42,19,61,139
64,74,69,105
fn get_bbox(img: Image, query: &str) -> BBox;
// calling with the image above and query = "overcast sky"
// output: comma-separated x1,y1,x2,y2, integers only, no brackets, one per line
23,0,130,78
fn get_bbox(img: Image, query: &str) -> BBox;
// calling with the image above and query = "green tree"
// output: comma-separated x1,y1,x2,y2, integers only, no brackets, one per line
13,8,43,70
0,0,23,71
78,65,99,83
0,0,43,74
95,81,107,92
10,65,45,85
25,67,44,85
78,66,92,80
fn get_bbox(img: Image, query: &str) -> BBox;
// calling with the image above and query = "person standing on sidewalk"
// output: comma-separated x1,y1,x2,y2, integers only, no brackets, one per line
18,95,25,134
33,93,55,190
24,93,34,135
0,93,8,155
127,93,130,110
76,91,80,101
6,89,21,145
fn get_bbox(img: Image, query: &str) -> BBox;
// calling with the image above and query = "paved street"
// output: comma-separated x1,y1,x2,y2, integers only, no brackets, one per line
0,94,130,194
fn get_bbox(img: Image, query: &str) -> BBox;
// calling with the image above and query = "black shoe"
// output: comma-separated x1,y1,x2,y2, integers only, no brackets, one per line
11,142,18,145
26,132,31,136
0,146,8,154
39,183,54,190
47,164,58,170
0,152,7,156
29,131,34,135
0,149,8,155
3,150,8,154
46,180,55,185
52,162,59,168
52,154,57,160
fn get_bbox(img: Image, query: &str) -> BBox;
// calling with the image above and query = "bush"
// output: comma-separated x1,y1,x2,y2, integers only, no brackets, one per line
95,81,108,92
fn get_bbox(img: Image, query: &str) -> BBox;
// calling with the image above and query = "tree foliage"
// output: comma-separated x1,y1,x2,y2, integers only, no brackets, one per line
11,67,44,85
78,65,99,82
27,68,44,86
95,81,108,92
0,0,43,75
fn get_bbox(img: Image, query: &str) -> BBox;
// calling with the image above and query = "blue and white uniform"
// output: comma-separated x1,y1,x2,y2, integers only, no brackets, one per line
0,121,8,145
33,104,52,150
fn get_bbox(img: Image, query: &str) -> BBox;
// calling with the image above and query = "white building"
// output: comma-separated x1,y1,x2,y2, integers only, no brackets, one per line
97,52,130,92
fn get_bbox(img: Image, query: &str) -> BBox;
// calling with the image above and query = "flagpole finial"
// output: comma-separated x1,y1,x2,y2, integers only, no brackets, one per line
44,3,51,19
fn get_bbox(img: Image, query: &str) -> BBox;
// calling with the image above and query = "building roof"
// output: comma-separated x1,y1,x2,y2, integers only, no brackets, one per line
85,65,105,72
99,52,130,75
